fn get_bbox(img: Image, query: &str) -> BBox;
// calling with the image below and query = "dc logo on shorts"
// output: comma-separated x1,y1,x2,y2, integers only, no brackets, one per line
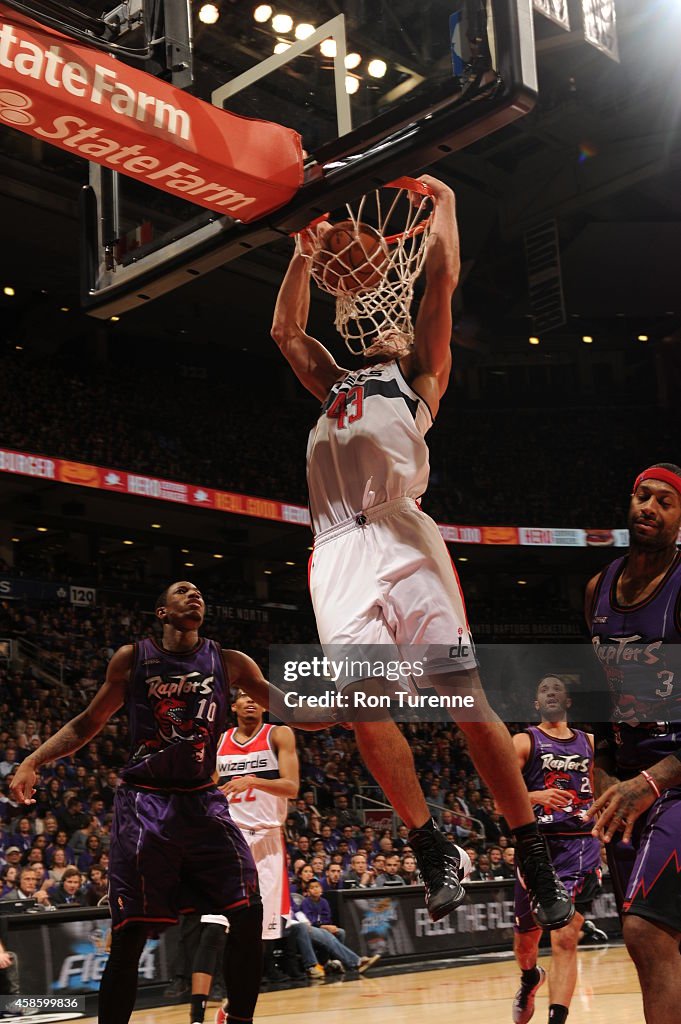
0,91,36,126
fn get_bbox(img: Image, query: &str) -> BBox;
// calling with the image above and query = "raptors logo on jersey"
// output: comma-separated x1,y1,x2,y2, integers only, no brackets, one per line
307,360,432,535
522,725,594,833
589,551,681,773
216,723,288,830
121,637,228,789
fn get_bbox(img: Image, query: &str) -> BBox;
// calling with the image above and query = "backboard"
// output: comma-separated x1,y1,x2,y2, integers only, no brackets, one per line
80,0,540,317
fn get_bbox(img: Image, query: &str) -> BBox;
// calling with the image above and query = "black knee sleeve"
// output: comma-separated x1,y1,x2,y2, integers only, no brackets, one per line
98,925,148,1024
192,922,227,977
222,904,263,1021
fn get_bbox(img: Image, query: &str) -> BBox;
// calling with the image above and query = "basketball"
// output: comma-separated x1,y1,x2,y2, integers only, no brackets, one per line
314,220,389,294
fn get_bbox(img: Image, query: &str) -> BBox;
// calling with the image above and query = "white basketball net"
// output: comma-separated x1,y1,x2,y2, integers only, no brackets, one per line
298,178,433,357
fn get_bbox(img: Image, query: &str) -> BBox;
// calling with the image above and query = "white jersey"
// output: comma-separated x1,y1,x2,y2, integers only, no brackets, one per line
307,360,432,535
215,723,288,830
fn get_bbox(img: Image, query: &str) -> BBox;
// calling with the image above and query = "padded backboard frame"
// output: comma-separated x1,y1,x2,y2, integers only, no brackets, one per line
81,0,539,318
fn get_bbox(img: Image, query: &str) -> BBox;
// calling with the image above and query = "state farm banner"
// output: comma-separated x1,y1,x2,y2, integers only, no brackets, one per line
0,5,303,220
0,445,640,545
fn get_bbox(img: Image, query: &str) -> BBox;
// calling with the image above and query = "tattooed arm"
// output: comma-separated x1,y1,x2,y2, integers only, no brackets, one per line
10,645,131,804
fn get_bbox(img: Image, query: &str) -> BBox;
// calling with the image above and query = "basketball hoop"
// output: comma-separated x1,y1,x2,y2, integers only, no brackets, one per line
297,177,434,356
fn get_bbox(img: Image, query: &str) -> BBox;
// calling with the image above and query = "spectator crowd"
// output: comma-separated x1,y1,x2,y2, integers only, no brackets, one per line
0,348,671,528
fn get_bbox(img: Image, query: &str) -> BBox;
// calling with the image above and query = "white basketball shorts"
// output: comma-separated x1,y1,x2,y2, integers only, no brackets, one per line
309,496,477,690
201,826,291,940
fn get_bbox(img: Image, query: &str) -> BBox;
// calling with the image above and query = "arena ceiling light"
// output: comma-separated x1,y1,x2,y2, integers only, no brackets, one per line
181,548,189,554
110,315,120,322
295,23,315,40
529,336,540,345
253,4,272,22
273,41,291,53
320,37,336,57
123,539,134,545
199,4,220,25
151,523,162,529
344,52,361,69
582,335,593,344
458,556,468,562
3,286,15,296
345,75,360,94
285,560,295,565
184,561,195,567
213,553,224,559
36,527,48,533
264,569,273,575
14,345,23,351
517,579,528,585
11,537,19,543
637,334,649,342
271,13,293,33
367,58,387,78
60,306,69,312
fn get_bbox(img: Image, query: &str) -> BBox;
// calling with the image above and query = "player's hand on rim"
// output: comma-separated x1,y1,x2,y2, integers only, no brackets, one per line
415,174,455,202
586,775,657,845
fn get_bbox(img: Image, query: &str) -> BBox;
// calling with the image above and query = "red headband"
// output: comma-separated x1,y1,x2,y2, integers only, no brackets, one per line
633,467,681,497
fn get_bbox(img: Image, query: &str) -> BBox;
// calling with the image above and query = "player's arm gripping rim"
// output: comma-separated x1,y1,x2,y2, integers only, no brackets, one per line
400,175,460,419
583,571,681,842
221,649,338,732
220,724,299,799
9,645,132,805
512,731,572,811
270,239,347,401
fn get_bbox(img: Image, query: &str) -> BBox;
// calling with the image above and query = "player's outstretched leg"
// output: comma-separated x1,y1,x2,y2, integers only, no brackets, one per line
433,675,574,930
352,715,468,921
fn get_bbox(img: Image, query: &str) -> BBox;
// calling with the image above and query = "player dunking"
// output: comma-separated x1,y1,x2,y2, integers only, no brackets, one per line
9,581,282,1024
271,173,571,930
586,464,681,1023
511,676,601,1024
190,690,298,1024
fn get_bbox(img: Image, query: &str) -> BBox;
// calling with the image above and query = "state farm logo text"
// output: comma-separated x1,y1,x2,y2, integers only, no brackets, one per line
0,88,34,125
0,22,189,138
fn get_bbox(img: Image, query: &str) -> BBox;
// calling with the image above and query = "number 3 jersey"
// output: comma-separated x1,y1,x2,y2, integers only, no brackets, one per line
522,725,595,835
589,552,681,775
307,360,432,535
215,723,287,830
120,637,230,791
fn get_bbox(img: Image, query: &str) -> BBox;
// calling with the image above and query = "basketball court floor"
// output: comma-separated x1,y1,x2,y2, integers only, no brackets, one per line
83,946,642,1024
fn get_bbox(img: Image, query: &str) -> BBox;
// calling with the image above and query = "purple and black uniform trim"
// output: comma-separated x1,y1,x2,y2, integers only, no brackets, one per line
109,637,259,932
590,554,681,931
515,726,601,932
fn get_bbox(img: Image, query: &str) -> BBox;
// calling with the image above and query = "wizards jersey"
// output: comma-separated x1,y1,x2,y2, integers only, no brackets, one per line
523,726,595,835
307,360,433,534
120,637,229,791
215,723,287,830
590,552,681,774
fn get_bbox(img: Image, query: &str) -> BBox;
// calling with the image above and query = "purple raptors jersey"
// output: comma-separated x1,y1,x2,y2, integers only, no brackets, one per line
590,553,681,775
120,637,230,791
523,726,594,835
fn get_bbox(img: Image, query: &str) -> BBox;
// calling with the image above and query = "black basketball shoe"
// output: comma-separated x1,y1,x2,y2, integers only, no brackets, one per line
408,821,469,922
515,835,574,931
512,966,546,1024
